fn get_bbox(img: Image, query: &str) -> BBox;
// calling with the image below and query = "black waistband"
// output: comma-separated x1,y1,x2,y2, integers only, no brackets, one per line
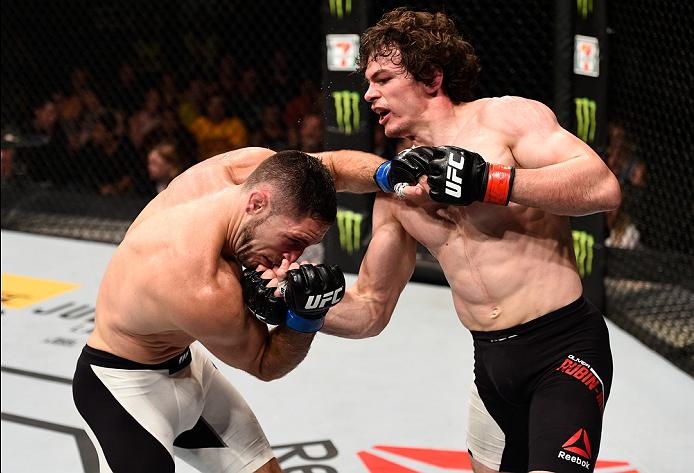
470,296,593,342
81,345,192,374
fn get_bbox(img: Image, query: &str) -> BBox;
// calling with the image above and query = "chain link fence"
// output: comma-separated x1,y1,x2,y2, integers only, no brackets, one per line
2,0,324,241
605,0,694,375
1,0,692,374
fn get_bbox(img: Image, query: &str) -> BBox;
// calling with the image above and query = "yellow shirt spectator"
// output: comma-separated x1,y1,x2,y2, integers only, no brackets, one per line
188,94,249,161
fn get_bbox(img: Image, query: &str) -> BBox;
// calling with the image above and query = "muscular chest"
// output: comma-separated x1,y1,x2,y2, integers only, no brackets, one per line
395,128,515,249
452,126,515,167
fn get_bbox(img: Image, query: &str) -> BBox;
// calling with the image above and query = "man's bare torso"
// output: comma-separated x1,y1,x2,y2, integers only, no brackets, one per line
385,98,582,331
88,148,273,363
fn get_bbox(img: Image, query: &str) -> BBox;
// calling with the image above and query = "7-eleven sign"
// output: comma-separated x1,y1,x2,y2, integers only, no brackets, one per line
327,34,360,71
574,34,600,77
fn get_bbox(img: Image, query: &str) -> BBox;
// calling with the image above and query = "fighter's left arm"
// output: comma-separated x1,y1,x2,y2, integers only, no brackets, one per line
218,146,385,194
497,97,621,216
312,150,385,193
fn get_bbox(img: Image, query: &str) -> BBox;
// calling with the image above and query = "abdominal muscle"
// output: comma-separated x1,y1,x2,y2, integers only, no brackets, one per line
395,200,583,332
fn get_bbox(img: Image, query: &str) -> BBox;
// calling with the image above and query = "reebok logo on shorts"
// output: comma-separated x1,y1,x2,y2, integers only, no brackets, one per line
556,354,605,412
557,428,592,470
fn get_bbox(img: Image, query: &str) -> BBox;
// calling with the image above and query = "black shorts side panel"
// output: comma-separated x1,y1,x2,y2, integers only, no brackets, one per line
72,351,175,473
472,297,613,473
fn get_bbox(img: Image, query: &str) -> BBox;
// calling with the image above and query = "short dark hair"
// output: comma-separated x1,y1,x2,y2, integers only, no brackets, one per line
243,150,337,224
359,7,480,103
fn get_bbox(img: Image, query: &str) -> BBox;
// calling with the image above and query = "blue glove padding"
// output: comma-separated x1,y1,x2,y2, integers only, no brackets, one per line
373,147,434,193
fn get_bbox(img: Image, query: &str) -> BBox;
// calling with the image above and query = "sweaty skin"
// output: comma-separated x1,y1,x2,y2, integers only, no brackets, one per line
87,146,383,378
323,54,621,336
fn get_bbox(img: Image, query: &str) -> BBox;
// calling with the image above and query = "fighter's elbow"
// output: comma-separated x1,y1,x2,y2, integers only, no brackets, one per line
254,370,282,382
600,175,623,211
361,306,391,338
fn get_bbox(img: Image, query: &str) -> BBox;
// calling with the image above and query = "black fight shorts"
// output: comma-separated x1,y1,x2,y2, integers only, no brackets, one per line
466,296,613,472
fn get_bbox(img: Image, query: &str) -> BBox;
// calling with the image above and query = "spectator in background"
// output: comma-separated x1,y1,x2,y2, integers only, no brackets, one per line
77,111,147,196
58,66,90,153
217,53,238,96
188,94,248,161
1,129,21,186
177,78,207,129
253,104,289,150
284,77,321,133
267,48,293,109
103,61,144,116
159,72,180,110
129,87,163,151
144,142,185,197
25,99,70,185
296,113,323,153
141,108,197,169
605,122,646,249
231,66,263,135
78,89,109,148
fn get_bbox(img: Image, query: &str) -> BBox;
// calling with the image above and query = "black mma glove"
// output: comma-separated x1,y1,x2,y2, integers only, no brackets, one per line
426,145,515,206
281,264,346,333
241,268,287,326
373,146,435,193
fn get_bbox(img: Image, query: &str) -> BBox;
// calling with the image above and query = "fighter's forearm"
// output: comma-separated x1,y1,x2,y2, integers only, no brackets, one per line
313,150,385,193
321,291,390,339
511,156,621,216
254,326,315,381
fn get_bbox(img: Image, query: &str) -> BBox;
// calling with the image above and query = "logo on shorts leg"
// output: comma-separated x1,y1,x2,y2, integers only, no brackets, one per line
558,428,592,470
556,354,606,412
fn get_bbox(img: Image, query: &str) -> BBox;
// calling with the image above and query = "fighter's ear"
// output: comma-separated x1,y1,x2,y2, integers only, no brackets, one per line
423,67,443,95
246,189,270,215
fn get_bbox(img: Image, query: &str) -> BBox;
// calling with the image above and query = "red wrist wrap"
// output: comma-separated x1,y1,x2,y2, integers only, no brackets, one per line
483,163,515,205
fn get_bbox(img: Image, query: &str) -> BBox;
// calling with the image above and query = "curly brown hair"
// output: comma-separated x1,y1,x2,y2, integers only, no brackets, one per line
359,7,480,103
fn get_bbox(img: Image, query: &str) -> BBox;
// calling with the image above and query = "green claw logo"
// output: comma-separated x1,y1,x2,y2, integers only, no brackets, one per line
332,90,360,135
577,0,594,19
574,97,597,144
337,209,363,254
572,230,594,278
329,0,352,19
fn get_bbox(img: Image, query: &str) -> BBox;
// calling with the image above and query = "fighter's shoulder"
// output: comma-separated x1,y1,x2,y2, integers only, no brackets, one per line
218,146,275,163
477,96,558,135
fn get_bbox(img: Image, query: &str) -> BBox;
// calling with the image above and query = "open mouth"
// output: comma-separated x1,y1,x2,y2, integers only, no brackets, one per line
378,110,391,125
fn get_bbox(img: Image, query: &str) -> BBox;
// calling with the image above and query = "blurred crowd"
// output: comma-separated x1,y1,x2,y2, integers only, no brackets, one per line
2,51,329,199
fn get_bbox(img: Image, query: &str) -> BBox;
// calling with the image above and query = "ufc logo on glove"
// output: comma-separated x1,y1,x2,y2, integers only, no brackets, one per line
305,287,344,310
444,151,465,198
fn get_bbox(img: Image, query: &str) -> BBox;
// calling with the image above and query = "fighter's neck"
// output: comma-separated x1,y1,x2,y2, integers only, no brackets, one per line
222,188,247,258
410,101,473,146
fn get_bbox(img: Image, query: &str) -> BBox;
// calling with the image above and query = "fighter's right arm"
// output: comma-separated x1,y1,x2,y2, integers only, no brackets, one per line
171,269,317,382
321,195,417,338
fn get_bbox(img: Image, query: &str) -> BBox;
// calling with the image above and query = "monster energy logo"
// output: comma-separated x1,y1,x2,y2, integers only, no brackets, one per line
572,230,594,278
332,90,360,135
574,97,596,144
329,0,351,18
577,0,594,19
336,209,363,254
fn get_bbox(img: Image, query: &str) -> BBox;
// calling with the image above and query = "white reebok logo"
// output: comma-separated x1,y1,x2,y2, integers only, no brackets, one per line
305,287,344,309
444,151,464,197
178,350,190,365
